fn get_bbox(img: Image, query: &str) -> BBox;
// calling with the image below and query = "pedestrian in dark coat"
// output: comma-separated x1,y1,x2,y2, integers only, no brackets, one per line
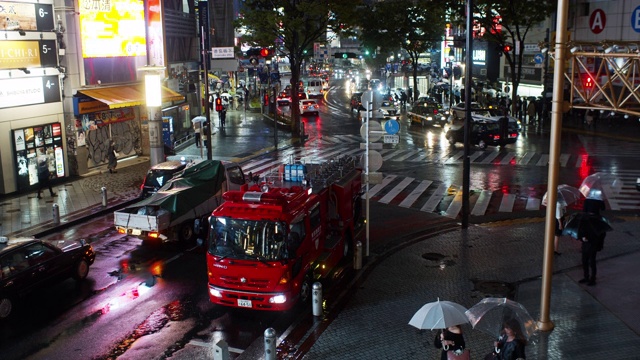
107,140,118,173
36,159,56,199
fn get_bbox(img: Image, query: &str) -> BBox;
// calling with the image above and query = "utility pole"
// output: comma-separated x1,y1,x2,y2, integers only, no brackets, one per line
201,25,212,160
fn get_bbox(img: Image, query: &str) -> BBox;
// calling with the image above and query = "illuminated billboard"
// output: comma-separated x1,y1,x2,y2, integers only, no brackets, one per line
78,0,146,58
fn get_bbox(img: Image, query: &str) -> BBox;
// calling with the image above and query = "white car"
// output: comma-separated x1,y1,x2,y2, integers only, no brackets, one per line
299,99,319,116
451,102,521,130
378,101,399,119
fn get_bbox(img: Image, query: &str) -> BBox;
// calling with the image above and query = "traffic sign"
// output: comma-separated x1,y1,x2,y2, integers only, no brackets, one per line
383,135,399,144
384,119,400,135
360,120,383,142
534,53,544,64
360,150,383,172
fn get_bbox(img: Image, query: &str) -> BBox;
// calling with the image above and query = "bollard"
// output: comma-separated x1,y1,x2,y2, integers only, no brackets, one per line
312,282,323,317
52,203,60,225
264,327,277,360
101,186,107,207
354,241,363,270
212,339,230,360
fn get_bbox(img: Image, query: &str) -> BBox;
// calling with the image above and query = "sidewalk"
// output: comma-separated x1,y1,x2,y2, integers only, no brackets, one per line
1,109,639,360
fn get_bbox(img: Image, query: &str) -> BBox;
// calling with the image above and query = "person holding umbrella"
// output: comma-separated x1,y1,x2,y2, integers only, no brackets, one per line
434,325,467,360
488,319,527,360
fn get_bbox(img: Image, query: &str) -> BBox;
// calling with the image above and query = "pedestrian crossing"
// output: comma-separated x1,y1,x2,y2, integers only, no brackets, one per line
240,145,640,218
296,134,616,168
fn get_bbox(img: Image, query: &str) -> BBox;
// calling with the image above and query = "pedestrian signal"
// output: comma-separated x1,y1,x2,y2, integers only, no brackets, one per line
215,97,223,112
260,48,271,57
583,75,594,90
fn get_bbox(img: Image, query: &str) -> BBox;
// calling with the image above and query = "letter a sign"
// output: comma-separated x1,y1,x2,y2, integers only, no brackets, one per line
590,9,606,34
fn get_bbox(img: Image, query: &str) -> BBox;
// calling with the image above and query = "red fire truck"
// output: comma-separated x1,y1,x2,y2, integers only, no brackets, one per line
204,156,363,311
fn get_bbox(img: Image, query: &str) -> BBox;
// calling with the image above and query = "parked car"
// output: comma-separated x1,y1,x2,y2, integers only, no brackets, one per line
0,237,96,319
445,119,515,149
408,100,449,127
300,99,319,116
277,90,291,106
350,92,364,111
140,160,188,199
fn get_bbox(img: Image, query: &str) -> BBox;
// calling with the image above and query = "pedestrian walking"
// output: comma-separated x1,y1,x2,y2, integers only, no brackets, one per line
527,101,536,125
36,159,56,199
579,233,599,286
107,140,118,173
202,121,210,149
554,202,567,255
219,107,227,128
193,120,202,148
434,325,467,360
485,319,527,360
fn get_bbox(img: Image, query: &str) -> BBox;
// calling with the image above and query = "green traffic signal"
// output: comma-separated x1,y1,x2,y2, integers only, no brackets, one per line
342,53,347,59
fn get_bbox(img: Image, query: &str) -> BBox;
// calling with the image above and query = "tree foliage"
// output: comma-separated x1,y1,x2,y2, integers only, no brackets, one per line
236,0,361,136
449,0,555,108
358,0,447,100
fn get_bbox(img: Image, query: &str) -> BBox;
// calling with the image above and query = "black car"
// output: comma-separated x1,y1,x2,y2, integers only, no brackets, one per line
0,237,96,319
408,99,449,127
445,119,515,149
140,160,188,199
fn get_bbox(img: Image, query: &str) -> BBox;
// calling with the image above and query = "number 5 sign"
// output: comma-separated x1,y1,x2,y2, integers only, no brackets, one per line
632,6,640,33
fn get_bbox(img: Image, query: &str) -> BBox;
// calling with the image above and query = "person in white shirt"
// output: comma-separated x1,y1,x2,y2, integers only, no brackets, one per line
554,202,567,255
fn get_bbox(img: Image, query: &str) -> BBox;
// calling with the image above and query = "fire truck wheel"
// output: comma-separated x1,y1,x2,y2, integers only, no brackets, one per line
299,274,312,305
179,221,195,243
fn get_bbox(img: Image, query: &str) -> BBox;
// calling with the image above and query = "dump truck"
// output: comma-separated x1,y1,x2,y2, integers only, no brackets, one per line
114,160,245,243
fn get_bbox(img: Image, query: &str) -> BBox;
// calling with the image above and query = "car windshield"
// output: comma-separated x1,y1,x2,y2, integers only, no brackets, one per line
208,217,289,261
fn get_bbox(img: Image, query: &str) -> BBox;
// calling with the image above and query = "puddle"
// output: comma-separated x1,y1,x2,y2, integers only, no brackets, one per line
422,252,457,269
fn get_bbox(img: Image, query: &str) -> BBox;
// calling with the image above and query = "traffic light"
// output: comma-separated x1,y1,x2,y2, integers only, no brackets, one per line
260,48,271,57
583,74,594,90
215,97,223,112
263,93,269,106
503,44,513,52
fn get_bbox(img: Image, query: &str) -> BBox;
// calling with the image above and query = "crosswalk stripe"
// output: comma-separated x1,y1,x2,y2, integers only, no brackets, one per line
500,153,516,165
399,180,432,208
393,150,422,162
536,154,549,166
379,177,414,203
559,153,570,167
421,183,448,212
481,151,500,164
519,152,535,165
469,151,484,162
446,151,465,163
445,188,464,218
574,155,584,168
526,197,541,210
361,175,397,199
499,194,516,212
472,190,493,215
383,149,412,161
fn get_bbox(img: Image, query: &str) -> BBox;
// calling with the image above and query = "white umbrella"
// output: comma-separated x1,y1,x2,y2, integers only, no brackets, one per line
541,184,583,206
191,116,207,123
579,172,623,200
408,298,469,330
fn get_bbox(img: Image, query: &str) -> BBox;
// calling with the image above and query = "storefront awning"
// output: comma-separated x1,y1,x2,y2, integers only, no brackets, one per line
77,84,184,109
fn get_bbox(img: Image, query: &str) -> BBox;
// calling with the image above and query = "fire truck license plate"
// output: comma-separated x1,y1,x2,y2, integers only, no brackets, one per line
238,299,252,308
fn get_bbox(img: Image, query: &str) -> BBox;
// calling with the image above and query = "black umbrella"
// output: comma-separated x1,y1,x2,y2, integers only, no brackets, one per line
562,212,613,240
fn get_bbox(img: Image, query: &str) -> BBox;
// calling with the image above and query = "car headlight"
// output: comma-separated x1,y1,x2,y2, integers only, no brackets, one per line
269,294,287,304
209,287,222,298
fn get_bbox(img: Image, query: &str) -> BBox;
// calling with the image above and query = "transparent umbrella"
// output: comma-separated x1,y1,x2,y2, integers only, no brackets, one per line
579,172,623,200
408,298,470,330
541,184,583,207
465,297,538,340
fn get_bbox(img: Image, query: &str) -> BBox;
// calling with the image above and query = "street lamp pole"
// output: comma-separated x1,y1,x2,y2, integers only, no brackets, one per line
201,26,212,160
139,66,165,167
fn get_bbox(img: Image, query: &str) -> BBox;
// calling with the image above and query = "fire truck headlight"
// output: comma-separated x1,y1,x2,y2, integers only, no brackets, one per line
270,294,287,304
209,288,222,298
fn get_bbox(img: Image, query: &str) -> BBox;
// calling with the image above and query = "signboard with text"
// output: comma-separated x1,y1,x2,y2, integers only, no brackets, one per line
0,40,57,69
0,1,54,32
0,75,61,108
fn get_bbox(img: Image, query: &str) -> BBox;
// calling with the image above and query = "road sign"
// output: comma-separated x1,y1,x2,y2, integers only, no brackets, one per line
534,54,544,64
360,150,382,172
360,120,383,142
384,119,400,135
383,135,399,144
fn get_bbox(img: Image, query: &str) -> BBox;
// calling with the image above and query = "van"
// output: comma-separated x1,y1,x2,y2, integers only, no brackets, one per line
306,78,323,98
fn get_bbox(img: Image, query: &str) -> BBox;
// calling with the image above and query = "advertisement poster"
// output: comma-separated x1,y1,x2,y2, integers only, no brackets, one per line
12,122,65,192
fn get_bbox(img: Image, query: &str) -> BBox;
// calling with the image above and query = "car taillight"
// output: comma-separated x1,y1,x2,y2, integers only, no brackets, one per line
493,135,501,140
433,109,438,115
149,232,159,238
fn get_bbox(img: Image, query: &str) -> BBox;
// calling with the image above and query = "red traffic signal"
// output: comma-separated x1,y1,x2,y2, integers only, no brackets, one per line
260,48,271,57
503,44,512,52
215,97,223,112
583,74,594,90
263,94,269,106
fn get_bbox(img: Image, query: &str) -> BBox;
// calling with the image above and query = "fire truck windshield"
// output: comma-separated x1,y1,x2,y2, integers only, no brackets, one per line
208,217,288,260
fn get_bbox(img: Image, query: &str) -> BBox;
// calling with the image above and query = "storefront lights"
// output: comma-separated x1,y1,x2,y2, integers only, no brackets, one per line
145,74,162,107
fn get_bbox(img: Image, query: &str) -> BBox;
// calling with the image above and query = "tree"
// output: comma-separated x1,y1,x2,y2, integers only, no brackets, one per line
455,0,555,113
236,0,360,137
359,0,447,102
